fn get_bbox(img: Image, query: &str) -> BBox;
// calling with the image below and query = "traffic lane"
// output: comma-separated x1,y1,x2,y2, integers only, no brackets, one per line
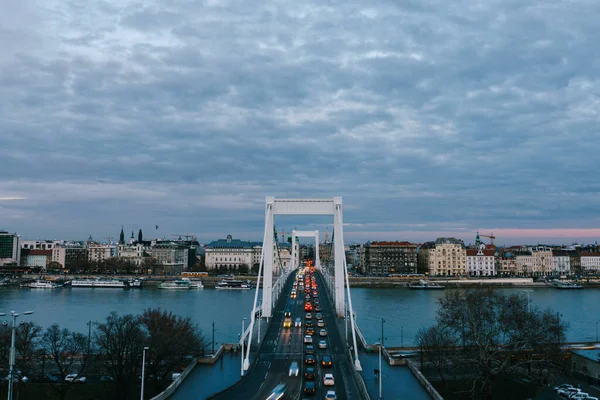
315,272,359,399
212,274,296,399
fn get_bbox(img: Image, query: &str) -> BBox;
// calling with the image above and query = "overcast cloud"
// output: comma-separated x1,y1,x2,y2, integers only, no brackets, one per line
1,0,600,245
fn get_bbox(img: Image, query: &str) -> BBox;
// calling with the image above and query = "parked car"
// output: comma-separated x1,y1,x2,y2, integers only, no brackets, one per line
65,373,86,383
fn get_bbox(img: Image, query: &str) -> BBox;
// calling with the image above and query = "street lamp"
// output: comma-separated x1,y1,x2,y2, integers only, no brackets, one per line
374,341,383,400
140,346,149,400
0,310,34,400
521,289,533,313
240,317,247,376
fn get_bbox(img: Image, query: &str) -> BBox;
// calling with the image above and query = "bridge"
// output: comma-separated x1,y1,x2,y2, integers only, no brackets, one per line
210,197,368,400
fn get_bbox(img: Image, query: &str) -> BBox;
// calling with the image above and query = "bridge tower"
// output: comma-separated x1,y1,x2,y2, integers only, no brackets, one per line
243,197,362,372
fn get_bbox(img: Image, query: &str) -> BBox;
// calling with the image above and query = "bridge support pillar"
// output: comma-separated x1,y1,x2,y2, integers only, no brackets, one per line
333,197,345,317
262,197,274,318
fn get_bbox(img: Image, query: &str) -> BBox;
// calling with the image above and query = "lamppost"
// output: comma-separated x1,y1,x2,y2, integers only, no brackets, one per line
521,289,533,313
374,341,383,400
240,317,247,376
140,346,149,400
0,310,34,400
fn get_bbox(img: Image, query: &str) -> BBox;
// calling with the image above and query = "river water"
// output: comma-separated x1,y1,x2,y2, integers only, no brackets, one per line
0,286,597,347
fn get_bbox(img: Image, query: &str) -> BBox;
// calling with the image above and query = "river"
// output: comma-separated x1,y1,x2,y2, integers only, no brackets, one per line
0,286,597,347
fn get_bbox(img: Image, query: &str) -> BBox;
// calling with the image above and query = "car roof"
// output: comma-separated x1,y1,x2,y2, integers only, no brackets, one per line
305,381,315,387
325,373,334,378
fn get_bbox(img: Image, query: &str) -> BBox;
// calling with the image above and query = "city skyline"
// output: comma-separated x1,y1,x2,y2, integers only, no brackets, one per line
2,1,600,242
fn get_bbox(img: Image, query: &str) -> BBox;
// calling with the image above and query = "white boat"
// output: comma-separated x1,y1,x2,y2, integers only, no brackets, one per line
408,279,445,290
27,280,62,289
70,278,128,288
215,279,252,290
551,280,583,289
128,279,142,288
158,278,203,290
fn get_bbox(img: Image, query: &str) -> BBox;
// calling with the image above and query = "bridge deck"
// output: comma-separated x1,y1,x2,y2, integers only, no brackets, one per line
210,270,364,400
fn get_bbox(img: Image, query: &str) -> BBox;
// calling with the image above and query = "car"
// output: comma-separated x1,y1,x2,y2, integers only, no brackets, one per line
304,381,316,395
315,313,323,319
305,355,316,364
289,361,300,377
321,355,333,367
305,313,312,319
304,345,315,354
304,335,313,344
65,373,86,383
306,327,315,335
305,321,314,328
569,394,591,400
325,390,337,399
266,383,287,400
284,309,291,317
554,384,574,392
304,303,313,312
304,367,316,380
323,373,335,386
317,320,325,328
315,306,322,312
295,318,302,327
319,340,327,349
319,329,327,337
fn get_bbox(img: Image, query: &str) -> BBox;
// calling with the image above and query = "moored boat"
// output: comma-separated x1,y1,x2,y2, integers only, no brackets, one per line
408,279,444,290
70,278,128,288
215,279,252,290
551,280,583,289
158,278,203,289
27,280,62,289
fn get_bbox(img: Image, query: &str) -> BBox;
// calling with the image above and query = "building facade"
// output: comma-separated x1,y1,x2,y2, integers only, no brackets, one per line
580,253,600,273
466,245,496,276
552,250,571,275
428,238,466,276
21,240,61,251
87,243,117,263
51,244,87,269
363,241,418,275
531,246,553,276
0,231,21,266
151,242,188,274
26,250,52,268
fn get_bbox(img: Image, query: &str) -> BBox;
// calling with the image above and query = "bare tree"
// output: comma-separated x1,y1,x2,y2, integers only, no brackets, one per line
40,324,88,400
16,322,43,377
419,289,568,399
0,325,10,374
416,325,458,387
139,308,204,390
95,312,146,400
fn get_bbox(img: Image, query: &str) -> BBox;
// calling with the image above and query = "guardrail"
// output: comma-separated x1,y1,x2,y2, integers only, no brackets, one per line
347,347,372,400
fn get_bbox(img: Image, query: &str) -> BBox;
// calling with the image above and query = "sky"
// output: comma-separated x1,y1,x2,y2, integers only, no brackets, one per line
1,0,600,246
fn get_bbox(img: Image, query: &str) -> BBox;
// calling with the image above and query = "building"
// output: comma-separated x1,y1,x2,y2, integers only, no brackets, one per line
21,240,61,251
205,235,259,272
87,243,117,263
515,251,533,276
580,253,600,273
417,242,435,274
0,231,21,266
345,244,364,274
466,244,496,276
363,241,418,275
531,246,553,276
567,251,582,275
570,349,600,383
151,242,188,274
26,250,52,268
51,244,87,269
552,249,571,275
428,238,466,276
497,255,519,276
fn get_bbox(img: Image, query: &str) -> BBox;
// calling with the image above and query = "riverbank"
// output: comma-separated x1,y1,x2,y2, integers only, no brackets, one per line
4,274,600,289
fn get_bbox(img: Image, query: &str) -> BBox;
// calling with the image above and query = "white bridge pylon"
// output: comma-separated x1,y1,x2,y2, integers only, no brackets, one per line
243,197,362,373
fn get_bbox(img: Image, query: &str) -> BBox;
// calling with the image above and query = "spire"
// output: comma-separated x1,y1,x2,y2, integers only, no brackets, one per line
131,230,134,239
138,229,143,243
119,227,125,245
475,231,481,246
87,234,93,243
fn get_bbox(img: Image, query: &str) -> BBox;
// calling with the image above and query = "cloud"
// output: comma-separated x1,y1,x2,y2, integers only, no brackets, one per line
1,0,600,243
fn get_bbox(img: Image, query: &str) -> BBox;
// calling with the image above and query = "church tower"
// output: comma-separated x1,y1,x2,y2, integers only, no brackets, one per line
119,227,125,245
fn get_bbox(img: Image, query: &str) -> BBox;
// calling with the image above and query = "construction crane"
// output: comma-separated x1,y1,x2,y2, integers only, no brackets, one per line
171,234,197,241
278,230,294,242
480,233,496,245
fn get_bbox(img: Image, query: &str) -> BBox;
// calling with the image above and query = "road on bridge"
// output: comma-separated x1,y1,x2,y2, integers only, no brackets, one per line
211,268,363,400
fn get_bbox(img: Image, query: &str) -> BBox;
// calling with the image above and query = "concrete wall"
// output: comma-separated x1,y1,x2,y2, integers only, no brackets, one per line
149,359,197,400
407,360,444,400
